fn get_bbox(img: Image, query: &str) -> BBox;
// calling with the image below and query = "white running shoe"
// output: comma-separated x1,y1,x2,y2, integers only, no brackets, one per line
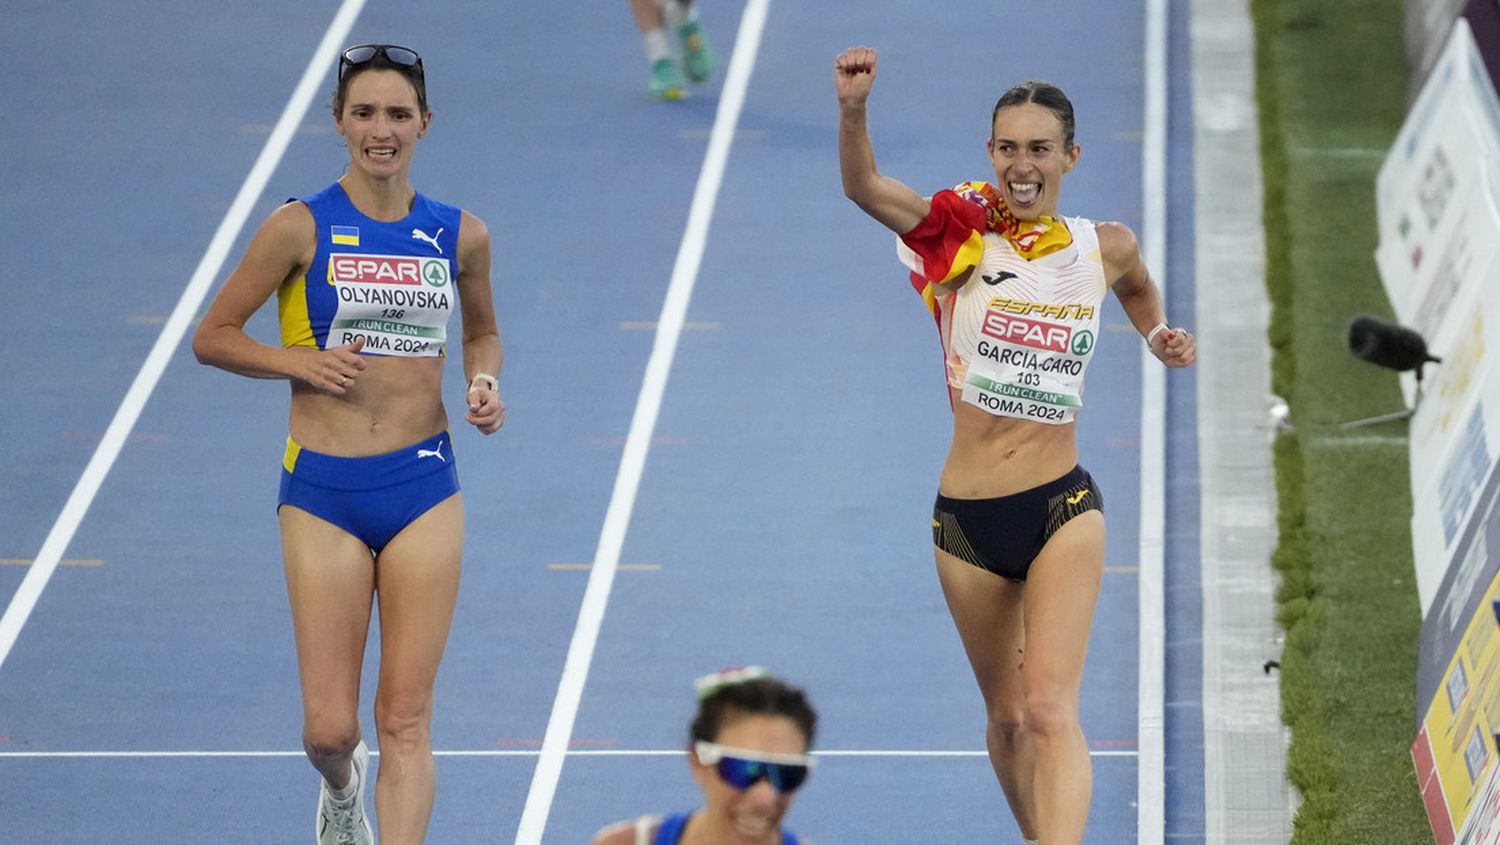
315,740,373,844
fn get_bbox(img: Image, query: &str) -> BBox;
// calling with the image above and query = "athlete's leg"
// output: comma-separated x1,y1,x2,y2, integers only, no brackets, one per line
1020,511,1105,845
280,506,377,788
629,0,685,99
934,548,1038,841
369,493,464,845
628,0,664,32
662,0,714,83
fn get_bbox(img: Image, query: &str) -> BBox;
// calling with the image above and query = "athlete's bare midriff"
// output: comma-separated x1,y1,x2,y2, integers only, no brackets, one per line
939,391,1080,499
287,355,447,456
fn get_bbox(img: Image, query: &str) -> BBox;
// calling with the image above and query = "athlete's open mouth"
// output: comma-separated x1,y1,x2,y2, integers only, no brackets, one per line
1008,180,1041,205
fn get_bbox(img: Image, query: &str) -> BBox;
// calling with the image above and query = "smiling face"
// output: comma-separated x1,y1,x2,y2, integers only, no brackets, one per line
334,68,430,181
988,100,1080,220
689,712,809,844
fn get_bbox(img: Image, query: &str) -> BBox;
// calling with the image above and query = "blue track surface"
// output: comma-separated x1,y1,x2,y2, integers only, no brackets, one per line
0,1,1202,841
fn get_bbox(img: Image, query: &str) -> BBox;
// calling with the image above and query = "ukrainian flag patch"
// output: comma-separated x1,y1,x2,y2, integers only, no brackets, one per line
331,225,360,246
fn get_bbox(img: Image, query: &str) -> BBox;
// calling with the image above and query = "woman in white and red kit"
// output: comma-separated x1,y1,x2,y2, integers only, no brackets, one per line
835,45,1195,845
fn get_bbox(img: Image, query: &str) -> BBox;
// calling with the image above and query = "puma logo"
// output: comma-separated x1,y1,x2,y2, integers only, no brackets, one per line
411,227,444,253
1066,489,1090,506
983,270,1019,285
417,441,446,462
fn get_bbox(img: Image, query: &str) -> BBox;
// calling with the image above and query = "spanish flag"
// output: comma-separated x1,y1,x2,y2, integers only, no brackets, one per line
331,225,360,246
896,181,1073,322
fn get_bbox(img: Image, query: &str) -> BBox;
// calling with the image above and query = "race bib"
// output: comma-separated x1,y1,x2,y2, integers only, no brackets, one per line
958,306,1094,424
326,252,453,356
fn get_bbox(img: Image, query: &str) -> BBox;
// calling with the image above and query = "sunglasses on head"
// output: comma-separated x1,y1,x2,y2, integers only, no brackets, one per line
338,44,424,82
694,741,815,793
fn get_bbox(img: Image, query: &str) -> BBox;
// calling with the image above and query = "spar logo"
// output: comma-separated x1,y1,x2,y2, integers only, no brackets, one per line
1071,329,1094,356
981,310,1071,353
331,253,423,286
421,259,449,287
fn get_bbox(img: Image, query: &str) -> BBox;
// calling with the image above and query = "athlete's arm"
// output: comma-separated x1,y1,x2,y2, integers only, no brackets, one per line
836,46,929,234
192,202,369,393
1100,221,1195,367
455,209,505,435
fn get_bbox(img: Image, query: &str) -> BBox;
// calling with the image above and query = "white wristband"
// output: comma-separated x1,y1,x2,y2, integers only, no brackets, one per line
1146,323,1170,346
468,373,498,392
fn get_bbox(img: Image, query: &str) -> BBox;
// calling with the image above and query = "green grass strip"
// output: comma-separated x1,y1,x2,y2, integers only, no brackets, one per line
1251,0,1434,841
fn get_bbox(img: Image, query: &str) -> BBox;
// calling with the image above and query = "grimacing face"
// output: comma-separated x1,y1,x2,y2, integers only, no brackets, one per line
988,101,1080,220
690,713,809,844
335,68,430,179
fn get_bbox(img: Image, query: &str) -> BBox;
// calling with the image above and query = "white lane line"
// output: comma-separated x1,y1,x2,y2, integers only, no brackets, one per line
0,0,367,674
1139,0,1170,840
0,748,1137,759
511,2,772,842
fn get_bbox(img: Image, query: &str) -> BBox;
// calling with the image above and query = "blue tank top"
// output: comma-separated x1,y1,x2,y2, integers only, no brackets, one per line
652,812,801,845
279,181,462,357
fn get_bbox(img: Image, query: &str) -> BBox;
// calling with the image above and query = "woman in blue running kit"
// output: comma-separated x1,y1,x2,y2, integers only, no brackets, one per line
592,669,817,845
193,44,503,845
836,46,1195,844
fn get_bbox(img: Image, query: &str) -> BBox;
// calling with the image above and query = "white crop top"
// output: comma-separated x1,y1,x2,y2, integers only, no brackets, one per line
897,185,1108,425
937,222,1105,423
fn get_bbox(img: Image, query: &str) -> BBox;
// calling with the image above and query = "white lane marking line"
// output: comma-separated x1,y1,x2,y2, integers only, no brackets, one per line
0,747,1138,759
1139,0,1169,840
619,320,722,331
0,559,104,567
0,0,368,673
511,2,772,843
546,563,662,571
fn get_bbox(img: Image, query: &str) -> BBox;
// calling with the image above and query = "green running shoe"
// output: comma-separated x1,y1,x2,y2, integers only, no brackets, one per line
648,57,686,100
679,19,716,84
